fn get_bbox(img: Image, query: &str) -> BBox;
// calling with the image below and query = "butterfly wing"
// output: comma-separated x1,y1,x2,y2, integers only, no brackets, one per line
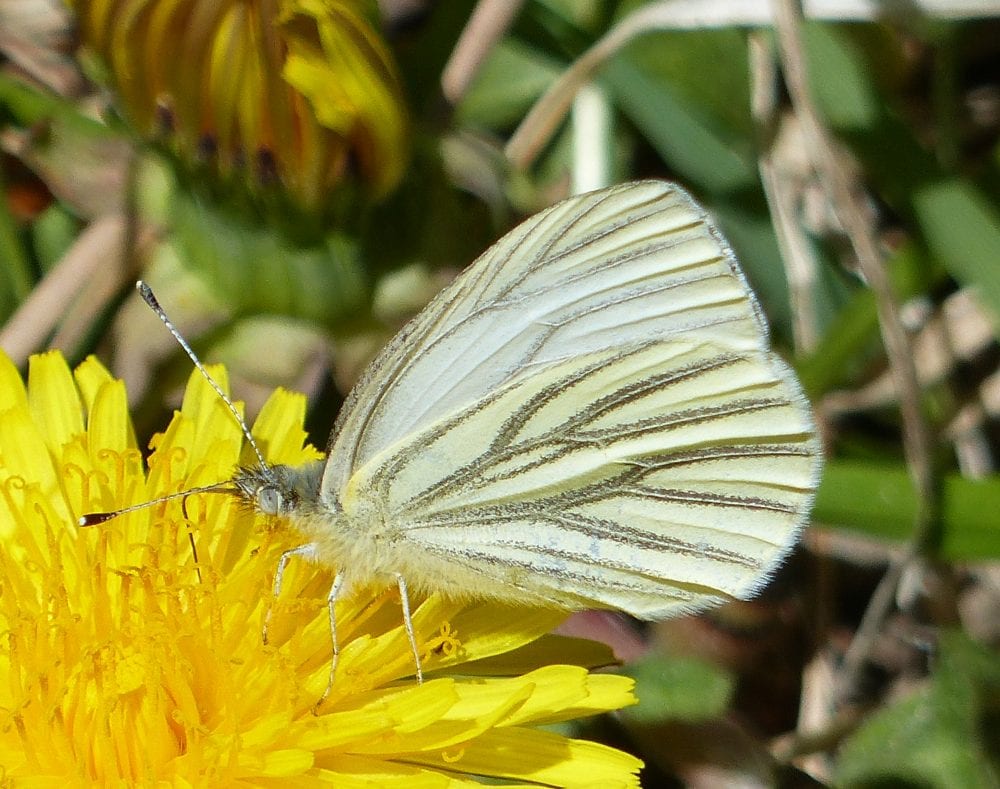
323,181,819,617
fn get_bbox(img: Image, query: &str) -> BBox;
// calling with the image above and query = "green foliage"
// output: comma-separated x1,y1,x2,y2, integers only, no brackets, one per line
604,33,759,194
815,461,1000,558
836,633,1000,788
169,191,369,331
914,180,1000,323
621,655,735,724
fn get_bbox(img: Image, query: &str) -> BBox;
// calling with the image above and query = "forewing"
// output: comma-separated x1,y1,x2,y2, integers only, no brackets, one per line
322,181,772,493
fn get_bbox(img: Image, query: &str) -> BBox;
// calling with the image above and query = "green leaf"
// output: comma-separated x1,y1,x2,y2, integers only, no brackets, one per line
913,179,1000,329
0,169,31,319
0,73,110,135
621,655,735,724
603,41,758,194
835,632,1000,788
32,203,79,274
815,461,1000,560
804,23,881,130
619,27,756,141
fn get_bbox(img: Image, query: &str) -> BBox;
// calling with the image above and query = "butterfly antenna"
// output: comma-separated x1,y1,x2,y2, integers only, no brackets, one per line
80,482,231,584
136,280,272,475
78,482,231,526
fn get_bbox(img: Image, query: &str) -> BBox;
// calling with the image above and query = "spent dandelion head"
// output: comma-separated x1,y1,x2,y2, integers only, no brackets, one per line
0,349,641,785
70,0,408,208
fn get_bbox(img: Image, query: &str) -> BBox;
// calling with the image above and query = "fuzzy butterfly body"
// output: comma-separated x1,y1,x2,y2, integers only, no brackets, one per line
234,180,820,628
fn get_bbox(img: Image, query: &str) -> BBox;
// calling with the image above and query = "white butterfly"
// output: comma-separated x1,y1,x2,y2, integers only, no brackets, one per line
92,180,820,700
228,180,821,692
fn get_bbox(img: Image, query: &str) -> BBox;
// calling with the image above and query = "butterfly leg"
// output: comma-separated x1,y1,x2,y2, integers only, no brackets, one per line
395,573,423,684
316,571,345,711
263,542,318,645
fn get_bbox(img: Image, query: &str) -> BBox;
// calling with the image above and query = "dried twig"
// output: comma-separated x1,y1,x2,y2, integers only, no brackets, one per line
748,31,821,353
773,0,939,703
506,3,673,169
612,0,1000,27
441,0,526,105
0,215,130,362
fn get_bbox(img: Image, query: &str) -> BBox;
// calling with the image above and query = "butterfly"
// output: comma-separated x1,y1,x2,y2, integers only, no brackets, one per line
87,180,821,703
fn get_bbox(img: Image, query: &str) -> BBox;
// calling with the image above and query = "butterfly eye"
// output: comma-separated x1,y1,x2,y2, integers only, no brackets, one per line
256,485,285,516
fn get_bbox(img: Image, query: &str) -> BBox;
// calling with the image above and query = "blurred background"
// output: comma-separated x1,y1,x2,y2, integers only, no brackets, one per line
2,0,999,785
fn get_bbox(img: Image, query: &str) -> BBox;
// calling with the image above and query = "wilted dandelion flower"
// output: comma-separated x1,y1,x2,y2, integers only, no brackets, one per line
70,0,408,206
0,350,642,785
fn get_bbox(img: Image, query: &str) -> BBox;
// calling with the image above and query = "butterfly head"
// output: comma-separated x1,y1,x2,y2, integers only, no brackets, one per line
232,462,325,518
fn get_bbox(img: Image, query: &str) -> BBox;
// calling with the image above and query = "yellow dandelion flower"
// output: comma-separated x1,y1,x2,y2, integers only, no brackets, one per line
0,349,642,786
70,0,408,205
